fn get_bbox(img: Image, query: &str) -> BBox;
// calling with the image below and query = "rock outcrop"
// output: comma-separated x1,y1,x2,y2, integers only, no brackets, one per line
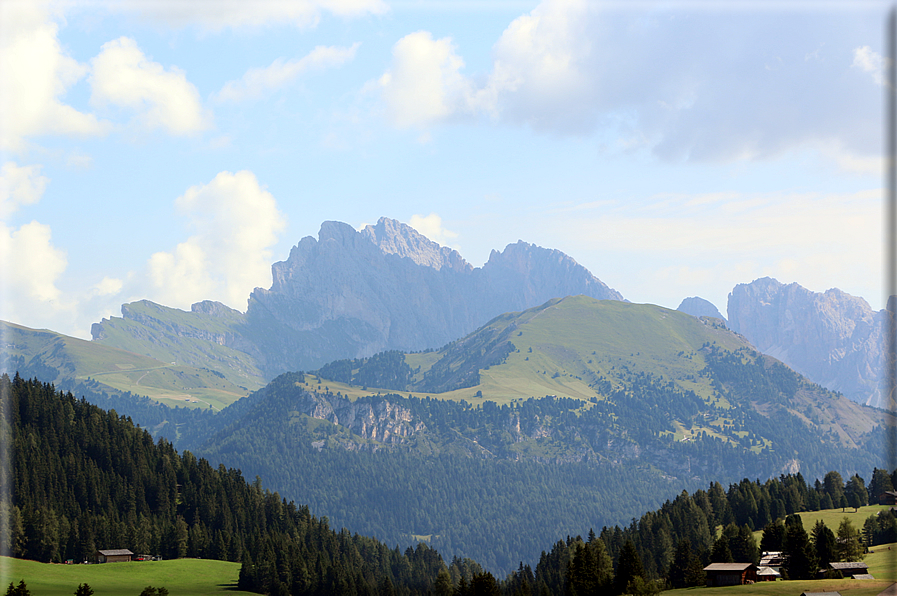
727,277,884,407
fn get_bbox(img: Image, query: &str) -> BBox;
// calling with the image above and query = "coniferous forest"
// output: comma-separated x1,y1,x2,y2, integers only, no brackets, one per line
4,373,897,595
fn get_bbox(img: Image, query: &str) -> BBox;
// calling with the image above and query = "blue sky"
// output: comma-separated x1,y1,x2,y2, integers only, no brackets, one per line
0,0,887,338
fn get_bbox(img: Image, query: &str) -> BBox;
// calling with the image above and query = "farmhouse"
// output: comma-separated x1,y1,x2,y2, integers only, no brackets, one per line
96,549,133,563
879,490,897,506
756,566,781,581
826,561,870,579
703,562,758,586
759,551,785,572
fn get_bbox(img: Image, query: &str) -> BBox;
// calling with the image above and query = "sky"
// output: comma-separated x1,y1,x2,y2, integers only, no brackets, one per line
0,0,888,339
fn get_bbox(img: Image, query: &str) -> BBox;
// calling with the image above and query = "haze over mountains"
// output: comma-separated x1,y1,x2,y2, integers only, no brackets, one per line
727,277,885,408
4,215,892,572
83,216,889,410
90,217,623,383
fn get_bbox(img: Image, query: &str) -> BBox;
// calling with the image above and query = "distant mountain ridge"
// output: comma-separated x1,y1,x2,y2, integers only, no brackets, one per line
92,217,623,387
727,277,884,407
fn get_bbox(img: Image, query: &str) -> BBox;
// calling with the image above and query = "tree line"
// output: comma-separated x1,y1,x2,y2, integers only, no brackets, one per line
5,373,896,596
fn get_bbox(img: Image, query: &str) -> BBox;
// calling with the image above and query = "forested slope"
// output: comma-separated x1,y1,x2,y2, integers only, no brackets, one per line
0,374,450,596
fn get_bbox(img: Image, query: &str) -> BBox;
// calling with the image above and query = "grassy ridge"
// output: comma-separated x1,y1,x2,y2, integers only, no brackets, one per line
0,557,253,596
1,320,252,410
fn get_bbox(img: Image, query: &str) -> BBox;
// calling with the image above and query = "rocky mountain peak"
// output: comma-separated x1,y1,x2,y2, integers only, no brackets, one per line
677,297,726,322
359,217,472,273
727,277,882,406
482,241,625,305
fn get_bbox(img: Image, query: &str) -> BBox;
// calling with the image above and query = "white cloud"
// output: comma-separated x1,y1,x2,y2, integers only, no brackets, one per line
486,0,593,129
109,0,388,32
378,31,480,128
376,0,880,166
216,43,360,103
146,171,286,310
93,276,124,296
852,45,884,86
0,221,68,306
0,162,49,219
0,2,109,151
90,37,211,135
409,213,458,246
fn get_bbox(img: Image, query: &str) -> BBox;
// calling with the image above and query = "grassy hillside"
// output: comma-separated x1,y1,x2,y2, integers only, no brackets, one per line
0,557,253,596
409,296,745,403
313,296,884,454
1,320,251,410
749,505,894,544
92,300,265,392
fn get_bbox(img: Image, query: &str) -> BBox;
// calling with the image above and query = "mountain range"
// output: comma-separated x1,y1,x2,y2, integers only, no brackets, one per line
3,216,892,572
90,217,622,389
727,277,886,408
84,217,888,411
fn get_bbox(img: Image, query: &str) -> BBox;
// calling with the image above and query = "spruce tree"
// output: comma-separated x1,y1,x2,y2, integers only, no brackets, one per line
614,540,644,595
836,518,864,562
709,536,733,563
783,518,817,580
811,520,836,568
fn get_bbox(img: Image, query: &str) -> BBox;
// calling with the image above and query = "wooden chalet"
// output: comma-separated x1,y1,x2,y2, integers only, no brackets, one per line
756,566,780,581
759,551,785,572
703,563,758,586
96,549,133,563
879,491,897,506
827,561,870,578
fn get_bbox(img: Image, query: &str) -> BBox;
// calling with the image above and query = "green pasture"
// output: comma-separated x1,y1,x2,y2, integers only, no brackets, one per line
661,578,894,596
0,557,254,596
750,506,894,545
662,542,897,594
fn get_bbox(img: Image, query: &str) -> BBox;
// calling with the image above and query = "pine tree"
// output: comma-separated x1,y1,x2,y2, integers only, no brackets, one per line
760,521,784,552
869,468,894,505
783,518,817,580
811,520,836,568
615,540,644,595
836,518,864,562
845,475,868,512
709,536,733,563
667,540,692,589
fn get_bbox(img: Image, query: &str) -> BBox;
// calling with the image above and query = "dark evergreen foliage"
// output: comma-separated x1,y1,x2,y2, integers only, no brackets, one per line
2,375,448,596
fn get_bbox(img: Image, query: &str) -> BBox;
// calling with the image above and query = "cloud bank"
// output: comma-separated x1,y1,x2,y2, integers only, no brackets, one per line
377,0,880,167
146,170,286,310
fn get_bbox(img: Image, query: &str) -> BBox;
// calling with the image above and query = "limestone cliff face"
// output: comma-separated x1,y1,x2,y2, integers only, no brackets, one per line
727,277,883,407
246,218,623,377
359,217,471,273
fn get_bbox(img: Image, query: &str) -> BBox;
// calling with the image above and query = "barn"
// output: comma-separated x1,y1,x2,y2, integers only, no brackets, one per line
96,549,134,563
703,562,758,586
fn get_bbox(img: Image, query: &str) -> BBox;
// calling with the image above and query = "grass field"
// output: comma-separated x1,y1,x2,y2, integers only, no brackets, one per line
750,506,894,545
661,578,894,595
661,541,897,594
0,557,255,596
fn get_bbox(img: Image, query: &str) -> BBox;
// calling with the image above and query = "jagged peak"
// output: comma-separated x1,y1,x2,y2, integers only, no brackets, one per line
359,217,472,273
